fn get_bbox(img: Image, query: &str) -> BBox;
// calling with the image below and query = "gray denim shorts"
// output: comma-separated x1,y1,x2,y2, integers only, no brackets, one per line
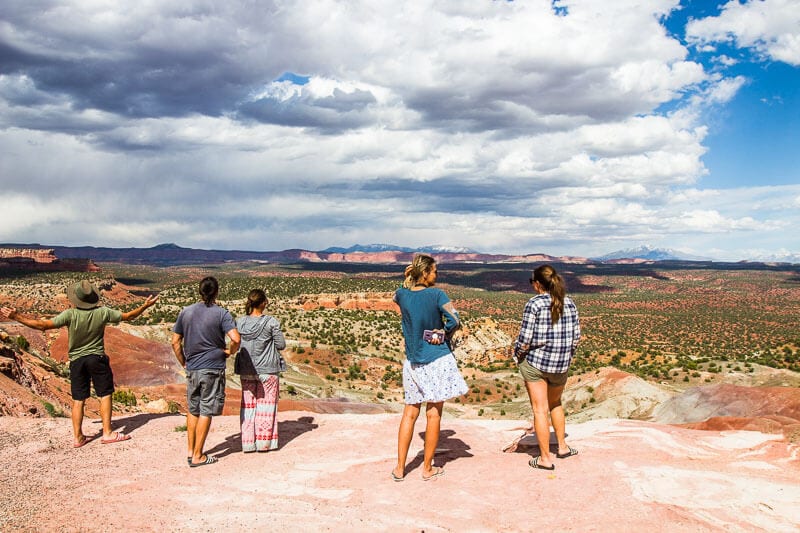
518,359,569,387
186,368,226,417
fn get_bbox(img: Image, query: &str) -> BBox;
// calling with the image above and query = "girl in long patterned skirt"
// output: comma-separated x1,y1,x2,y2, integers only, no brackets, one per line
236,289,287,452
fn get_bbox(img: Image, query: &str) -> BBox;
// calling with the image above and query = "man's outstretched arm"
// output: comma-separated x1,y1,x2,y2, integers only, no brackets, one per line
120,294,159,321
0,307,56,331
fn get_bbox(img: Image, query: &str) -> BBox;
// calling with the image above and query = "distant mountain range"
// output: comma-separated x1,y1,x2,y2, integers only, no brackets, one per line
751,251,800,264
323,244,477,254
0,242,570,266
1,243,797,266
593,245,711,262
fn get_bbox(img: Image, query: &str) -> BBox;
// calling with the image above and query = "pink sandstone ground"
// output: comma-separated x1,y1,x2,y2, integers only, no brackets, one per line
1,411,798,532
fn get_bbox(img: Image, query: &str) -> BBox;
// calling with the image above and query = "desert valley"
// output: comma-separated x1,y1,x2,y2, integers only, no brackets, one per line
1,245,799,531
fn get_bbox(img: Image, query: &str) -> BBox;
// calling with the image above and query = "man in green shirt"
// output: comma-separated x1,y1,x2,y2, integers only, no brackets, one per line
1,280,157,448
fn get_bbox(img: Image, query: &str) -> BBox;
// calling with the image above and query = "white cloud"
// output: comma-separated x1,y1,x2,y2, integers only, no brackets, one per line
0,1,796,260
686,0,800,66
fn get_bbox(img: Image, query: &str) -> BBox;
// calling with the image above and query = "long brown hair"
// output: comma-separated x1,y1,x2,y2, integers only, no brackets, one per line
403,253,436,289
532,264,566,325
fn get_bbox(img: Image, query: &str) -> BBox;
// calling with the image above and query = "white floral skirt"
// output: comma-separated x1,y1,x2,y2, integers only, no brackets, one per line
403,354,468,404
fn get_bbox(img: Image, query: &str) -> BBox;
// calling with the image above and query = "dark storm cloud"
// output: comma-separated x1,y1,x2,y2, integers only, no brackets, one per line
0,42,251,119
316,173,572,218
238,88,377,131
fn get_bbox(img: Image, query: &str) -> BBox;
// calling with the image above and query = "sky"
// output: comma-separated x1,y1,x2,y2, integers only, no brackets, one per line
1,0,799,262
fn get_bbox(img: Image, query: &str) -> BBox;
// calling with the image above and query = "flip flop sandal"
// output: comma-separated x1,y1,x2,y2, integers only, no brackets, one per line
189,455,218,467
100,432,131,444
73,436,93,448
422,467,445,481
529,456,555,470
556,447,578,459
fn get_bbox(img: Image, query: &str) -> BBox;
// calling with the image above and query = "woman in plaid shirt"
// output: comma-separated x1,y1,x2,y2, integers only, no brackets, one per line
513,264,581,471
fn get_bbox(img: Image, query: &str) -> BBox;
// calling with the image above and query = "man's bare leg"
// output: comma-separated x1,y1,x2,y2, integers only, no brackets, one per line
71,399,86,446
187,412,198,458
99,394,114,438
191,415,213,463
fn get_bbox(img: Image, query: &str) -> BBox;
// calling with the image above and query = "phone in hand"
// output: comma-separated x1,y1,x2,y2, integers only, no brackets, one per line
423,330,441,343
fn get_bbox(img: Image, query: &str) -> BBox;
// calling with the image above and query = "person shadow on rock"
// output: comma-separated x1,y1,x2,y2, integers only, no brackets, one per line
405,429,473,473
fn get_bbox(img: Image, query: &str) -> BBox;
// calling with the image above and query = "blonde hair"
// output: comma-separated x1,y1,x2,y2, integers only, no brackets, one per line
532,264,566,325
403,254,436,289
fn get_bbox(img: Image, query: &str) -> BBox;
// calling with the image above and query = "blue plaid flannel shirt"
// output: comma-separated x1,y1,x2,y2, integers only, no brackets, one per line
514,294,580,373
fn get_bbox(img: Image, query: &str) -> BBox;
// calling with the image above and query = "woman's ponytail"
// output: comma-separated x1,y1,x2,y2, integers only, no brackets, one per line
403,254,436,289
533,265,565,325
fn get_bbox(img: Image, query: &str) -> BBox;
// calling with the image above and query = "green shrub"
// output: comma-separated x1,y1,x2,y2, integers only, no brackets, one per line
42,401,65,417
15,335,29,351
112,389,137,406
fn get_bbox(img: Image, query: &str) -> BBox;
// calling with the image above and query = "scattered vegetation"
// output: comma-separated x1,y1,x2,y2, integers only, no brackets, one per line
42,401,65,417
15,335,29,351
112,389,137,407
3,259,799,416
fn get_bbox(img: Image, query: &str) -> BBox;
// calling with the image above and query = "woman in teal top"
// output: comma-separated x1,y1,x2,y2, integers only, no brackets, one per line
391,254,468,482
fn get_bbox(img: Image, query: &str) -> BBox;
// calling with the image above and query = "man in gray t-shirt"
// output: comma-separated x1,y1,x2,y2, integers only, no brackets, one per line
171,277,239,467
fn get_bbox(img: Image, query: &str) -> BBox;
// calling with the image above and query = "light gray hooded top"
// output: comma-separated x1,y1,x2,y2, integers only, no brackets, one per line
235,314,286,375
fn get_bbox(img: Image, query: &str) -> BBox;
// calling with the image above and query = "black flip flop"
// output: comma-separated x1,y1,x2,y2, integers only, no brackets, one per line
189,455,218,467
556,447,578,459
529,456,555,470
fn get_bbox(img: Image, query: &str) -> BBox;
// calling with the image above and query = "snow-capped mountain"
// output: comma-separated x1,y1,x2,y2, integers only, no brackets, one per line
594,245,710,262
322,244,477,254
747,251,800,264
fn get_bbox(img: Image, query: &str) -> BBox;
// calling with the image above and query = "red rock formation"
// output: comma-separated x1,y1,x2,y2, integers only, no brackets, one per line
0,343,77,417
0,248,57,263
293,292,397,311
653,383,800,442
49,327,183,387
0,248,99,272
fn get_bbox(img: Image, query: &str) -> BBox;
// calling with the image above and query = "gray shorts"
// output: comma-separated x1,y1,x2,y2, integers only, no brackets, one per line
518,359,568,387
186,368,226,417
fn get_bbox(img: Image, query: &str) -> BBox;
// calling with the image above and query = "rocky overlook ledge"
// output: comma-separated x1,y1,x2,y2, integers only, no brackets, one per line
0,412,798,532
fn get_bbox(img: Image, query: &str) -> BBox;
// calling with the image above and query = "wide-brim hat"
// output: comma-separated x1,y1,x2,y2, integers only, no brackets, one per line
67,280,100,309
